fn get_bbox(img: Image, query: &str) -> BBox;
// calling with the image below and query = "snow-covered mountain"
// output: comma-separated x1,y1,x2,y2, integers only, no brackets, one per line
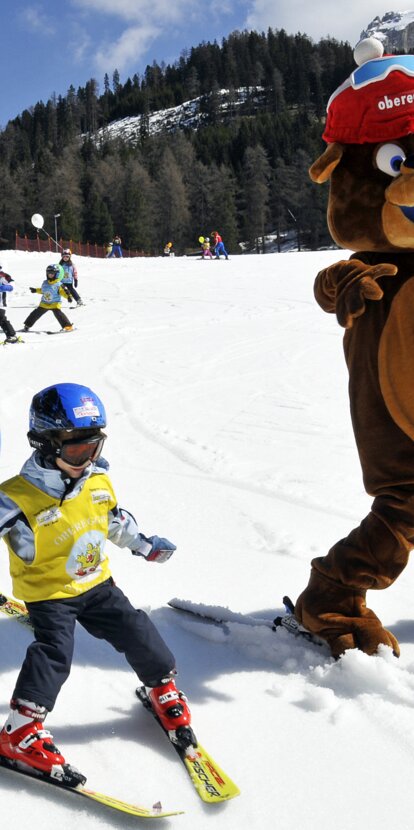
360,9,414,50
93,87,265,145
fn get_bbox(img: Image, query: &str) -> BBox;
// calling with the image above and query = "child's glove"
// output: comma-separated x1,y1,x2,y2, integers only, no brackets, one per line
74,278,78,287
132,536,176,563
67,295,73,302
29,287,37,293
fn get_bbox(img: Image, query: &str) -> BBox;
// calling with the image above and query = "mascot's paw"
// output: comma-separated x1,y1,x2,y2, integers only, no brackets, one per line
328,621,400,659
295,569,400,658
314,259,398,328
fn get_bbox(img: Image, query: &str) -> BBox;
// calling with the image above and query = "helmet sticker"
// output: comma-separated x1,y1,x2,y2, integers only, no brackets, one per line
73,403,101,419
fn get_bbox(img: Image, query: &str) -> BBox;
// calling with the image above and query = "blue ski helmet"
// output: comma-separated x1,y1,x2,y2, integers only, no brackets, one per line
29,383,107,433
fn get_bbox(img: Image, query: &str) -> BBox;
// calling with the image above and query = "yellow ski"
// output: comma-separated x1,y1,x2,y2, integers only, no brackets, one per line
182,743,240,803
73,785,183,817
136,687,240,803
0,760,183,818
0,594,32,628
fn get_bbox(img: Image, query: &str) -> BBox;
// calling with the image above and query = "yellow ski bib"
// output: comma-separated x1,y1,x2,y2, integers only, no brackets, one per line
1,473,118,601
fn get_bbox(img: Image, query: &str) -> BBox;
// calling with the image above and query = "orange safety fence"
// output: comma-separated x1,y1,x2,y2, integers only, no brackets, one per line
15,232,147,258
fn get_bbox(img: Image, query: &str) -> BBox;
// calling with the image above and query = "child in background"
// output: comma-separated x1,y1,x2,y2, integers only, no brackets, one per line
200,237,214,259
23,264,73,333
0,382,192,786
0,282,19,343
0,265,14,307
59,249,84,307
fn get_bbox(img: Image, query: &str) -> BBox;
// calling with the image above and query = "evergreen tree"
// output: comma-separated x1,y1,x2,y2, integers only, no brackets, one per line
153,147,190,252
241,144,271,252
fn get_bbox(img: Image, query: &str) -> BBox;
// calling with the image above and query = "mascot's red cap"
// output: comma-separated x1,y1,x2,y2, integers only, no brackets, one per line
323,37,414,144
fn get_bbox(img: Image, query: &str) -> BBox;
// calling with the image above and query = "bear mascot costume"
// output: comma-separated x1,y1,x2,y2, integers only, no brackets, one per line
295,37,414,658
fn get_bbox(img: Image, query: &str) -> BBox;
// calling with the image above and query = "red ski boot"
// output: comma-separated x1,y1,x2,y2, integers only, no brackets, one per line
145,677,196,749
0,699,85,787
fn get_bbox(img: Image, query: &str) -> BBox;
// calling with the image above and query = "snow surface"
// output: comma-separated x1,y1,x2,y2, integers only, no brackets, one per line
0,248,413,830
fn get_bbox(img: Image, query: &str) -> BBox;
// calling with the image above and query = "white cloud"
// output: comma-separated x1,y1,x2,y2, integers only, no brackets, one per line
72,0,196,25
93,24,160,74
69,0,218,75
20,5,56,36
244,1,392,46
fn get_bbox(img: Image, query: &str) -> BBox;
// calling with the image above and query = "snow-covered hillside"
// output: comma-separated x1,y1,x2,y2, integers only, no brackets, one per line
93,87,265,144
0,249,413,830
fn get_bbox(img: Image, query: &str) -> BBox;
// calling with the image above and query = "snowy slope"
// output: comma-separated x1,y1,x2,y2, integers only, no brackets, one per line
0,249,414,830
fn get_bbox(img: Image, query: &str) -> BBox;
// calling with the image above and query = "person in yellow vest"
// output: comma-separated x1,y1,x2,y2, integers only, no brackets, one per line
0,383,193,787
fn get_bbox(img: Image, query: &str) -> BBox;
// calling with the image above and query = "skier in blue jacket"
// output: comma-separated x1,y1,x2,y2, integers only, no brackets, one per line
0,283,19,343
59,249,84,306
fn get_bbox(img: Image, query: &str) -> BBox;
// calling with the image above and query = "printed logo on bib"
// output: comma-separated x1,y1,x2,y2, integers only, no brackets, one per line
66,530,107,582
35,505,62,526
90,488,112,504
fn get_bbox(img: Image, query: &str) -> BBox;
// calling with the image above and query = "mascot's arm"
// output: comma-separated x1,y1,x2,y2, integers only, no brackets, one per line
314,259,398,328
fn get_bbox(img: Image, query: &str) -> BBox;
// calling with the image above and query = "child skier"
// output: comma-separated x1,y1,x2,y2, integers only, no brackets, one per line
0,265,14,307
0,382,192,787
200,237,214,259
23,264,73,333
59,249,84,307
0,282,19,343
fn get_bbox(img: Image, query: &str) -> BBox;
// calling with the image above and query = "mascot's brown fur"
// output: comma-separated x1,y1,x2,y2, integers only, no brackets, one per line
295,39,414,658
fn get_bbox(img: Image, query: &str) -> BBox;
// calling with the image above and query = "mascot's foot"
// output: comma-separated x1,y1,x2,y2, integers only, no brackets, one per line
295,569,400,658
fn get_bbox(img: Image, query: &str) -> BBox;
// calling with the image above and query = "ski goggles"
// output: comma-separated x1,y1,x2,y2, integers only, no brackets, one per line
57,432,106,466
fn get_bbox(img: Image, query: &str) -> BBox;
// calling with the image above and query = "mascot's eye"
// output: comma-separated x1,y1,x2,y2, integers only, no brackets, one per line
375,143,406,177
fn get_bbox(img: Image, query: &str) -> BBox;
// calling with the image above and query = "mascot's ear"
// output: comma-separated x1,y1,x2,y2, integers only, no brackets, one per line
309,143,344,184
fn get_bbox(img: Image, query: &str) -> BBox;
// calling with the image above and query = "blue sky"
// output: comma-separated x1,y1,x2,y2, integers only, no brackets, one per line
0,1,391,126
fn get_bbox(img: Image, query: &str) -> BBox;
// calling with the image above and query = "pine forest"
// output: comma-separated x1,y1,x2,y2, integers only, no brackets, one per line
0,29,355,254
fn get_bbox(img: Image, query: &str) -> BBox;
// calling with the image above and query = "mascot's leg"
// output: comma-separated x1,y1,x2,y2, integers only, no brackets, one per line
295,490,414,657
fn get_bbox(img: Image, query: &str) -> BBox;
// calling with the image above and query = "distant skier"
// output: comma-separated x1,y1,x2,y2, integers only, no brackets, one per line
23,264,73,333
59,249,84,307
0,283,19,343
0,265,14,307
200,236,214,259
0,382,192,786
211,231,229,260
109,235,123,257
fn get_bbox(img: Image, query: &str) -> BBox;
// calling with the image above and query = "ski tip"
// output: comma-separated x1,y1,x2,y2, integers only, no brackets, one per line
282,595,295,614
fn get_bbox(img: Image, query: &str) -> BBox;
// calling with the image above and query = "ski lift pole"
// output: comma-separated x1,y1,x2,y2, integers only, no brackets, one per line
287,208,300,252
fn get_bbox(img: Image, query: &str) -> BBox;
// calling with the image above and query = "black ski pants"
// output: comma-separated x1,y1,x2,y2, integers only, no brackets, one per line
13,579,176,711
64,283,81,303
0,308,16,338
24,306,71,329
